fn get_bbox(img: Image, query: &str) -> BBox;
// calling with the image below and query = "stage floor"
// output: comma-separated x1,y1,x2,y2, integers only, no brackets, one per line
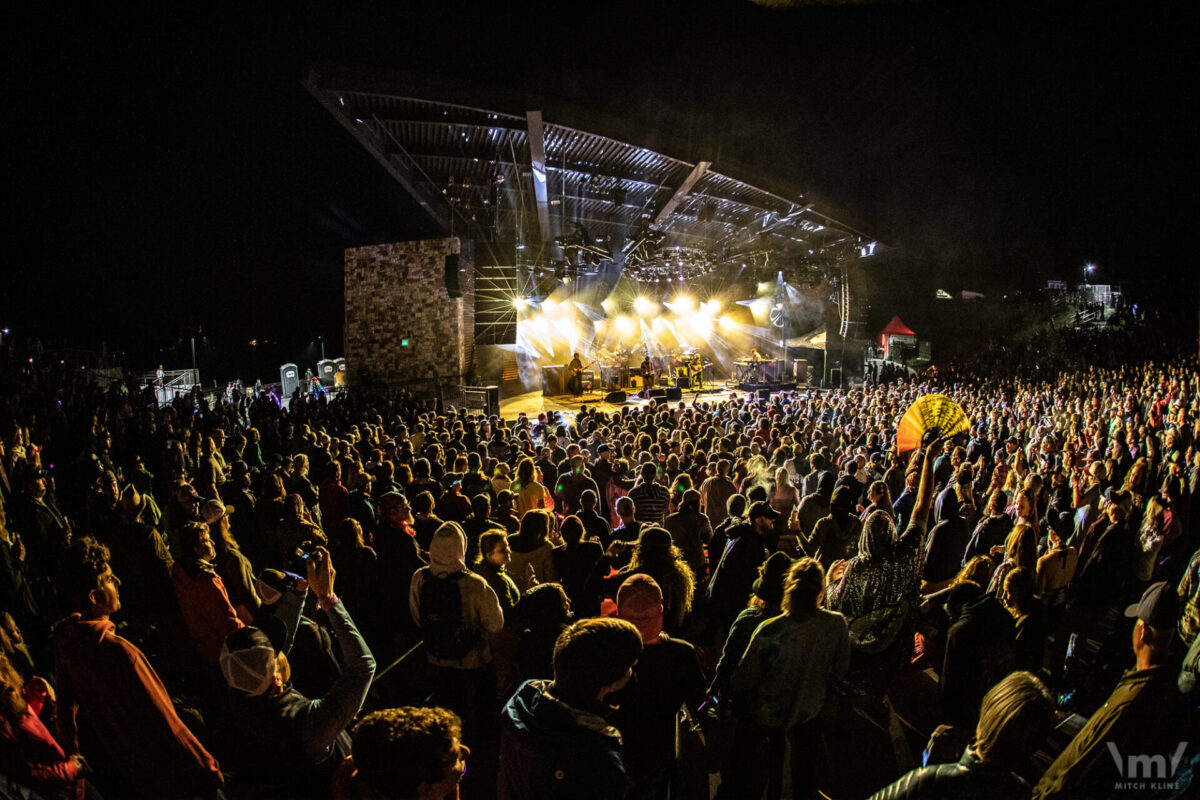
494,382,829,420
497,386,741,419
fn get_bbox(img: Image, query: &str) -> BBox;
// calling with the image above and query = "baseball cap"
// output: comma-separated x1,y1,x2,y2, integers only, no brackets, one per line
255,568,300,607
748,500,780,521
200,499,233,525
219,617,287,696
1124,581,1179,630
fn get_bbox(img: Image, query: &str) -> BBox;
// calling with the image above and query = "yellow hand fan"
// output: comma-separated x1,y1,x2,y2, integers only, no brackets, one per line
895,394,970,454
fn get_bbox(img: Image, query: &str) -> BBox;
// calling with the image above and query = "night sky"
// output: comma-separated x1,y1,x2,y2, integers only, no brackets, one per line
6,1,1196,376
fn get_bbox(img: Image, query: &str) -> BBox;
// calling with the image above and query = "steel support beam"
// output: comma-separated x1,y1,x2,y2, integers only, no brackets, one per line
302,78,450,231
653,160,711,227
525,110,553,247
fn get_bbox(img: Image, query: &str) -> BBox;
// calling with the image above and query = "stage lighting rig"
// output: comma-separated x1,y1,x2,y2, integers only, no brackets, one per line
553,222,613,273
625,246,718,284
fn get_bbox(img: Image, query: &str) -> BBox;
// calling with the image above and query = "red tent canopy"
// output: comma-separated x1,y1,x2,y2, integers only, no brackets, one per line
879,315,916,337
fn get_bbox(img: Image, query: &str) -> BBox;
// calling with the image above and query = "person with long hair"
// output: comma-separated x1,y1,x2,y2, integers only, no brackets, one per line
290,453,320,512
987,523,1037,596
721,558,850,800
507,509,559,593
859,479,893,522
1001,567,1049,674
513,457,553,517
1134,494,1171,586
709,551,792,702
330,517,381,622
606,458,634,527
1035,513,1078,612
826,438,941,695
204,499,259,624
609,526,695,633
867,671,1054,799
171,519,244,664
0,650,86,800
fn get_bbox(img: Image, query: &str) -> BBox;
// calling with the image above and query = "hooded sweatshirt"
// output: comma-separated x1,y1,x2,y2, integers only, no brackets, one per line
409,522,504,669
499,680,626,800
52,614,223,799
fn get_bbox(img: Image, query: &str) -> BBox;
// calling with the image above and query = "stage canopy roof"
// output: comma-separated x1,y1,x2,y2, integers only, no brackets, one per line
305,64,882,284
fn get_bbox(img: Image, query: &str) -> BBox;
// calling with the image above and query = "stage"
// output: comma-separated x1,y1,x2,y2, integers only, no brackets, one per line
496,383,819,420
498,387,725,418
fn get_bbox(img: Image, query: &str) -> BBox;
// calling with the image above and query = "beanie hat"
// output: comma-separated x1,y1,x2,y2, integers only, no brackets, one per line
616,574,664,644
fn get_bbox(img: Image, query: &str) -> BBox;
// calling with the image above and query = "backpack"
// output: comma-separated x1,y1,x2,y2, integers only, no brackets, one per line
419,571,482,660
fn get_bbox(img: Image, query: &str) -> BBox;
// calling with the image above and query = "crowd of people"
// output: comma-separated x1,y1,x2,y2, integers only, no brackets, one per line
0,325,1198,799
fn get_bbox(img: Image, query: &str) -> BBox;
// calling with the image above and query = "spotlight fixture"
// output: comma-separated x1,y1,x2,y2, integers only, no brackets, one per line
625,246,717,283
633,297,656,316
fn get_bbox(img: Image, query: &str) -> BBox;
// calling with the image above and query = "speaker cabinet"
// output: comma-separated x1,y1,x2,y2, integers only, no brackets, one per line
445,252,462,298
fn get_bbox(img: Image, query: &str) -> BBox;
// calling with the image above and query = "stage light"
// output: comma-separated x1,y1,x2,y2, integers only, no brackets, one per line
634,297,655,316
542,299,559,316
669,295,695,313
615,315,635,335
512,297,528,311
702,299,721,315
686,314,713,334
718,314,735,330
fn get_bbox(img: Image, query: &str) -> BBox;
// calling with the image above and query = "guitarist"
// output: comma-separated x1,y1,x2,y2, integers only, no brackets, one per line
640,353,655,397
568,352,585,395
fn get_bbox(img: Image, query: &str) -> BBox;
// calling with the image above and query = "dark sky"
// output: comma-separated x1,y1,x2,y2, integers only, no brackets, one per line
5,1,1196,372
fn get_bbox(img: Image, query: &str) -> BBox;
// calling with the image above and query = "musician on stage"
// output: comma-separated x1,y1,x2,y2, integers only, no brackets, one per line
568,352,584,395
640,353,654,397
750,347,763,362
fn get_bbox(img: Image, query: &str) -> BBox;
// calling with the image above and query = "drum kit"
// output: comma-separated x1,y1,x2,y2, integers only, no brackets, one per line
580,345,715,393
589,345,634,390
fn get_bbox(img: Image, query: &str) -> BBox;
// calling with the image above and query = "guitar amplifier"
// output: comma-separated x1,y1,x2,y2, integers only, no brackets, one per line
542,365,566,396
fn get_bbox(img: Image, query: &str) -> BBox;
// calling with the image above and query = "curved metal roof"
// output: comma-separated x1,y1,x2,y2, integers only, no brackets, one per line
304,64,881,280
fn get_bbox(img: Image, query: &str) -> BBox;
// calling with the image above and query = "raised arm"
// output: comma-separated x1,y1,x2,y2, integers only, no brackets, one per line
301,549,375,763
909,438,944,530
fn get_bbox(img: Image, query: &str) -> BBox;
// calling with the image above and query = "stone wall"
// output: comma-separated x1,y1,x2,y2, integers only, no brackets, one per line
344,238,474,392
